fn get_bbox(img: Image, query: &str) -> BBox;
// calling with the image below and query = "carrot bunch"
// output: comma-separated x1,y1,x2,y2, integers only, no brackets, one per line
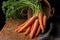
15,9,47,39
14,0,48,39
2,0,48,39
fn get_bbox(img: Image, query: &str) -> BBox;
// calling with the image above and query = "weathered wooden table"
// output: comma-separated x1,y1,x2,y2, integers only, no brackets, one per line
0,19,38,40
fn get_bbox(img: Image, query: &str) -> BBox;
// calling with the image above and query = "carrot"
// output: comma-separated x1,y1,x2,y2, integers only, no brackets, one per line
35,25,41,36
43,15,47,29
38,11,44,33
24,26,31,35
29,21,35,35
31,22,34,31
24,9,32,35
15,8,31,32
18,15,37,32
15,20,27,32
30,19,39,39
16,9,31,32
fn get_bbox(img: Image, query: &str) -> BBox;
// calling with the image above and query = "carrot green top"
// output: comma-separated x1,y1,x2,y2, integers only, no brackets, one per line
2,0,43,20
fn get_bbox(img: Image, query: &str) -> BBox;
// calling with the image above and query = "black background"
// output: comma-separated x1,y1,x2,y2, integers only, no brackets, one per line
0,0,60,37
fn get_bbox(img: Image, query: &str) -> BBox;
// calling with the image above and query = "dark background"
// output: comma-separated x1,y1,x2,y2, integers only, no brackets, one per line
48,0,60,37
0,0,60,37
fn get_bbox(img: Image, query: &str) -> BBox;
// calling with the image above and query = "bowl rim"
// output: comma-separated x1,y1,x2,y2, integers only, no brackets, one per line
38,23,53,40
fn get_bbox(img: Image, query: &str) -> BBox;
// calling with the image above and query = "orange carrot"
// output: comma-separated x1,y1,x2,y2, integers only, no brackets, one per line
38,11,44,33
43,15,47,29
16,8,31,32
24,9,32,35
30,19,39,39
18,16,37,32
24,26,31,35
15,20,27,32
35,25,41,36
